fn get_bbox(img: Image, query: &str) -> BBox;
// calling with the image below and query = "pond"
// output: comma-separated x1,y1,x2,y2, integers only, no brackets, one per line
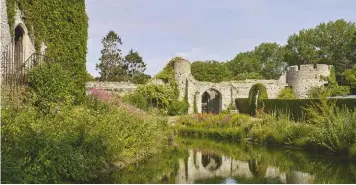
95,137,356,184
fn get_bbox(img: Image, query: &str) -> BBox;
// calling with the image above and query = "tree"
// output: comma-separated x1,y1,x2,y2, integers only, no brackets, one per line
284,19,356,81
254,43,287,79
191,60,232,82
124,49,150,84
227,43,286,80
227,51,261,80
344,65,356,89
96,31,127,81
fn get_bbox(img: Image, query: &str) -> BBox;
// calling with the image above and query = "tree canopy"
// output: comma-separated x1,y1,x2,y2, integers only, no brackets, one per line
96,31,150,83
191,60,232,82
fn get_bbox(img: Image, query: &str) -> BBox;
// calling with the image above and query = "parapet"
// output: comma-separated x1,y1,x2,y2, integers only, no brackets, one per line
287,64,332,72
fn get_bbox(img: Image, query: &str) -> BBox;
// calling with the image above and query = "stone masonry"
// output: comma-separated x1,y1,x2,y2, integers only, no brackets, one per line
174,59,331,114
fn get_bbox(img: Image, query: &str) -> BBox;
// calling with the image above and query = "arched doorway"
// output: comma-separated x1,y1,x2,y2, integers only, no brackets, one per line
201,89,222,114
14,25,25,72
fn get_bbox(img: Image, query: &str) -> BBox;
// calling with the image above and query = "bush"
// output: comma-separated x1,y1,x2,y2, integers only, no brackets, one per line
1,97,169,183
277,87,296,99
27,63,76,113
248,83,268,115
123,92,148,110
167,100,189,116
136,84,176,109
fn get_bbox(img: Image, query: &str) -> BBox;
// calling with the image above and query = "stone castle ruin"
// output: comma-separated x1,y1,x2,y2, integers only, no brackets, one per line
86,59,332,114
174,59,331,114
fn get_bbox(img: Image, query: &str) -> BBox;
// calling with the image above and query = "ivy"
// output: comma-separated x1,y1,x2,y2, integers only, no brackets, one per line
248,83,268,115
5,0,88,102
154,56,185,98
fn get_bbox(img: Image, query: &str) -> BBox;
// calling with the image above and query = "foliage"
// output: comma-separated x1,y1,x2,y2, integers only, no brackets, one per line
227,43,286,80
136,84,176,109
344,64,356,89
308,66,350,98
96,31,126,81
277,87,296,99
236,98,356,121
122,92,148,110
154,57,183,98
193,92,198,114
284,19,356,82
167,100,189,116
27,62,76,113
96,31,150,84
177,103,356,156
1,96,169,183
6,0,89,101
248,83,268,115
124,49,151,84
191,60,232,82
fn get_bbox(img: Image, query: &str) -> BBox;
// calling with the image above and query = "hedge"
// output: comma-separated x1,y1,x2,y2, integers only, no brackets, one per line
236,98,356,121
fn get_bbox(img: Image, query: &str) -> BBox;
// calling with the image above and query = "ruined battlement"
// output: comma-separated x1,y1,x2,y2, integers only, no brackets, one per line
287,64,331,72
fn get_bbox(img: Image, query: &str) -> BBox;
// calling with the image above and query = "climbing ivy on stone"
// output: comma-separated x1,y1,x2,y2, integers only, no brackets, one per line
6,0,89,103
154,57,185,98
248,83,268,115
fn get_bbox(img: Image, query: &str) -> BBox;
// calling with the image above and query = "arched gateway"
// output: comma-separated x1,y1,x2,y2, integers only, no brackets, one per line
201,89,222,114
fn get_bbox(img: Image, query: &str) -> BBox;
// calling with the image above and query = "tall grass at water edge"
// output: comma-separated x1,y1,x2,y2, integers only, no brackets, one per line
177,101,356,156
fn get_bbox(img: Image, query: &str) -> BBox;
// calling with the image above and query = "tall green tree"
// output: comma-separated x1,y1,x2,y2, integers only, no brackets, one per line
284,19,356,80
227,51,262,80
124,49,151,84
191,60,232,82
227,42,285,80
254,43,286,79
96,31,127,81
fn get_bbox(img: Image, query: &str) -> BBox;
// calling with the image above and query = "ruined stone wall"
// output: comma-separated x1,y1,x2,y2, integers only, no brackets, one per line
287,64,331,98
86,81,137,96
0,2,36,74
174,59,331,113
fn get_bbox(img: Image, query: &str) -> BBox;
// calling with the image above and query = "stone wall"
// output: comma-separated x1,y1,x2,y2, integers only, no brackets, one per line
287,64,331,98
1,2,36,79
174,59,331,114
86,81,137,96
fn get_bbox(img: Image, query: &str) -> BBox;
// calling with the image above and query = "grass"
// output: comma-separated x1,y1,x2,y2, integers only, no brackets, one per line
175,102,356,156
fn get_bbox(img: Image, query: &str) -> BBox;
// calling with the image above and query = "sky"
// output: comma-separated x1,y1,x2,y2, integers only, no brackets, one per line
85,0,356,77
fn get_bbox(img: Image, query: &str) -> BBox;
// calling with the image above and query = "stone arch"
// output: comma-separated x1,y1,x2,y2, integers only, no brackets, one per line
14,24,25,71
201,88,222,114
201,153,223,172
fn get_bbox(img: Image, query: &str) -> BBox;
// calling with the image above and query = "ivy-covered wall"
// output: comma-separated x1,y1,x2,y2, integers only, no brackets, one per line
5,0,89,101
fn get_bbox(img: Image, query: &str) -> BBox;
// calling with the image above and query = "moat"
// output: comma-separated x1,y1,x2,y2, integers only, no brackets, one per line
95,138,356,184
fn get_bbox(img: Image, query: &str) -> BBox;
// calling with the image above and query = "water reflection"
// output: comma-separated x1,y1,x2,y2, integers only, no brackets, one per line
176,149,314,184
98,138,356,184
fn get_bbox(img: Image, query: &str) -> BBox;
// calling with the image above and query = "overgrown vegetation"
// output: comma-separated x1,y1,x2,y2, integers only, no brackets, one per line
277,87,296,99
1,62,170,183
123,57,189,115
177,99,356,156
248,83,268,115
6,0,89,102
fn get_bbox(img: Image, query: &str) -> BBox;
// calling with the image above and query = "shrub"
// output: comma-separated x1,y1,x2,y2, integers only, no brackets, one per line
167,100,189,116
248,83,268,115
1,96,169,183
122,92,148,110
136,84,176,109
27,63,76,113
277,87,296,99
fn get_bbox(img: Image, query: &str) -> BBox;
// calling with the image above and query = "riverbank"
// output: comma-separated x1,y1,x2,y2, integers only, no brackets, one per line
175,105,356,157
1,91,171,183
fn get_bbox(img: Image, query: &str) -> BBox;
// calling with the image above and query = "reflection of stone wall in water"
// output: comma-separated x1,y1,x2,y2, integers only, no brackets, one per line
175,150,314,184
173,59,332,114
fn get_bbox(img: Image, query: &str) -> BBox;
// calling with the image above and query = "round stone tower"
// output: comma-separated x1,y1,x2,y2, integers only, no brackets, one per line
174,59,191,100
286,64,331,98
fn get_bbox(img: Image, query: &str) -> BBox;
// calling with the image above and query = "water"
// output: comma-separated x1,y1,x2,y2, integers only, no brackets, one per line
95,137,356,184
